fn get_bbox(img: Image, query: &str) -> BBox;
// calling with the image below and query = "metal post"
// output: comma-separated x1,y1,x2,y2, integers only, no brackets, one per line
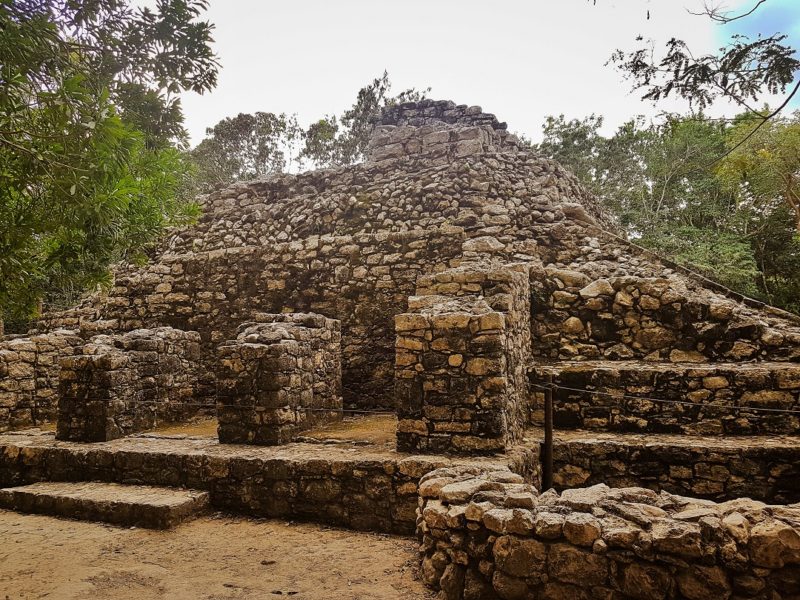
542,373,554,491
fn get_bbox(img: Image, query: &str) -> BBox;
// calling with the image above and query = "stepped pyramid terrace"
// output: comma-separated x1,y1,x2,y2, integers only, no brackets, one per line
3,100,800,599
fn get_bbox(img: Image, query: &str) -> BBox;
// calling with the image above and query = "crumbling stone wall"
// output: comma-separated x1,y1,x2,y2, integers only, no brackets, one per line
418,467,800,599
532,273,800,363
0,331,83,432
366,100,523,165
550,432,800,504
216,313,342,445
40,229,468,409
395,261,532,454
530,361,800,435
57,327,205,442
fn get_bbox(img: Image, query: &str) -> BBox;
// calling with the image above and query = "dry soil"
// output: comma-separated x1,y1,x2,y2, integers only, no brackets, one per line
0,510,433,600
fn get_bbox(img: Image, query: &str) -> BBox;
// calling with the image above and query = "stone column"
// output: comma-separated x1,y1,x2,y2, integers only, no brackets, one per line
395,297,512,454
215,314,342,445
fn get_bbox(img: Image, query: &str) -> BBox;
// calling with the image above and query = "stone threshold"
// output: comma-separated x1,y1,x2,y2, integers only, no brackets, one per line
0,481,209,529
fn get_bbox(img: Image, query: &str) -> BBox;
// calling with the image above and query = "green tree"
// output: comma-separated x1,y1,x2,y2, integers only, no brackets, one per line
0,0,216,321
535,114,607,185
301,71,430,167
607,0,800,146
717,112,800,307
718,111,800,234
536,108,800,311
190,112,304,190
535,113,763,298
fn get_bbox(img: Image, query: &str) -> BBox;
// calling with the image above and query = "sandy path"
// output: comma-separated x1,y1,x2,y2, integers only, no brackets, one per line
0,510,433,600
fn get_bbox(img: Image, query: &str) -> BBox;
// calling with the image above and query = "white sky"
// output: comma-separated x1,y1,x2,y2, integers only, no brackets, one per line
175,0,800,146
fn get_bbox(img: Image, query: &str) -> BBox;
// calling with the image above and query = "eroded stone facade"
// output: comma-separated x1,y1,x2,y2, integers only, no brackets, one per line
418,466,800,599
57,327,206,441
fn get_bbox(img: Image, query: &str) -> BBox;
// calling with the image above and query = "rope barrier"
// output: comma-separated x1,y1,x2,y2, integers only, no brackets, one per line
108,401,396,416
72,385,800,417
530,381,800,416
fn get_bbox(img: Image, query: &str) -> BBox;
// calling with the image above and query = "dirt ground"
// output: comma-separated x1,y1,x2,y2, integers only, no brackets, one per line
151,415,398,448
0,510,433,600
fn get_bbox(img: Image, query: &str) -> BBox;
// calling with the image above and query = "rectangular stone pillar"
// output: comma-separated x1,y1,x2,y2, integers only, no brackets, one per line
394,261,532,455
395,297,513,454
215,313,342,445
57,343,138,442
57,328,204,441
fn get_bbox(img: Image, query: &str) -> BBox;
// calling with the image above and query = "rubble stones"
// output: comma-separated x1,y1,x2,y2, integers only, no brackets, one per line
418,466,800,600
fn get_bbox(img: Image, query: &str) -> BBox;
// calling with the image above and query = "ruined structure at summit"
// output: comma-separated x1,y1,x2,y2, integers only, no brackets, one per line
3,100,800,599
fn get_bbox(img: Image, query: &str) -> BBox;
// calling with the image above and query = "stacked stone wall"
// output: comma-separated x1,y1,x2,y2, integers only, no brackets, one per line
550,433,800,504
530,361,800,435
395,262,532,454
366,98,523,165
57,327,205,441
532,273,800,362
0,331,83,432
41,229,468,408
216,313,342,445
418,467,800,599
140,154,604,256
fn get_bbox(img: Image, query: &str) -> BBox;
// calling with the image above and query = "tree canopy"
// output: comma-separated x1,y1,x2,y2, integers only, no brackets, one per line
190,112,303,190
300,71,430,167
606,0,800,162
534,109,800,313
189,72,431,188
0,0,217,322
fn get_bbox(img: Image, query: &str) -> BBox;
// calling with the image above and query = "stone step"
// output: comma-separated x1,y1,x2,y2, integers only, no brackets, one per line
529,360,800,435
0,482,209,529
533,427,800,504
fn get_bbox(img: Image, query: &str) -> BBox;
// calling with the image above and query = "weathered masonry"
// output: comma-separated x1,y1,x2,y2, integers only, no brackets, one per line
1,99,800,599
216,313,342,444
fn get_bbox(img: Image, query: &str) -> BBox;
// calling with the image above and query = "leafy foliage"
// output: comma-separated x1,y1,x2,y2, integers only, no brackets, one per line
606,0,800,164
301,71,430,167
534,110,800,313
190,112,303,190
611,34,799,113
189,72,431,188
0,0,216,321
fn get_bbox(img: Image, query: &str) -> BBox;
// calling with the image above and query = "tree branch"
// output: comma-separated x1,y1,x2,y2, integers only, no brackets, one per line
689,0,768,23
708,78,800,166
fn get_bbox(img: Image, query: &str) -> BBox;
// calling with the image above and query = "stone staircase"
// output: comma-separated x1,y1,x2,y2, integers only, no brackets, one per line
0,481,209,529
526,271,800,502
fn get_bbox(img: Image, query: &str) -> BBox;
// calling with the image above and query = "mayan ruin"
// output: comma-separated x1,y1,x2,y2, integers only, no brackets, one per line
0,95,799,599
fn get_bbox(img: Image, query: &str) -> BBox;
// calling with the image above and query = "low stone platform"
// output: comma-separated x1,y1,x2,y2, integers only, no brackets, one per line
544,428,800,503
0,481,209,529
0,429,539,534
530,360,800,435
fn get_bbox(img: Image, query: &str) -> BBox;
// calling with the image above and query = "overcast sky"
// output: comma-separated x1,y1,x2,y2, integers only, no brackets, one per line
175,0,800,146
